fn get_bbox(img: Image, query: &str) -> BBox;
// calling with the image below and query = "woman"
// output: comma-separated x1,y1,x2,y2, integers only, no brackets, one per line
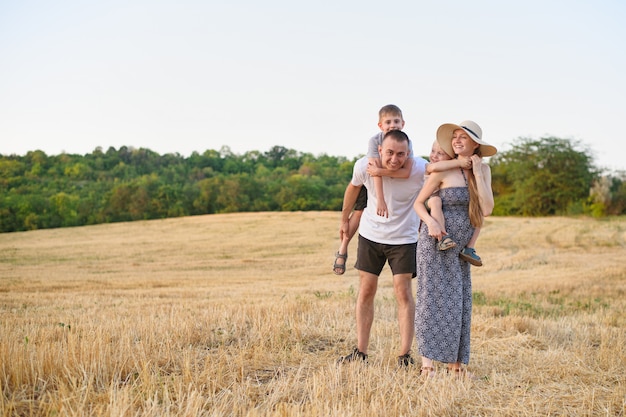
413,120,496,377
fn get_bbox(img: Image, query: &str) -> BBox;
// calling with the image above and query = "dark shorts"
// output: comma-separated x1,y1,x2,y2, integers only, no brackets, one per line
354,186,368,211
354,235,417,277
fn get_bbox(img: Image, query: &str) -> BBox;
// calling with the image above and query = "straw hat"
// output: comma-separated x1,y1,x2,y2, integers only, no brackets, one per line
436,120,497,157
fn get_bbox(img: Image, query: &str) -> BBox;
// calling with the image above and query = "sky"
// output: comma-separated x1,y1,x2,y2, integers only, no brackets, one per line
1,0,625,172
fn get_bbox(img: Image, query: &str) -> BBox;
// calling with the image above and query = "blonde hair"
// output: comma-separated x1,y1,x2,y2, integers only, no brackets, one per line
378,104,403,122
467,148,483,228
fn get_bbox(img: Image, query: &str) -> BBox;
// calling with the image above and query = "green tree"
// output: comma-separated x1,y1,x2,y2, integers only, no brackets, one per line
49,192,80,227
193,177,220,214
490,137,598,216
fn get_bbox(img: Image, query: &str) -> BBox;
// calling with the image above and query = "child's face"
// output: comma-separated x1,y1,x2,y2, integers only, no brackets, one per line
378,113,405,133
430,142,452,163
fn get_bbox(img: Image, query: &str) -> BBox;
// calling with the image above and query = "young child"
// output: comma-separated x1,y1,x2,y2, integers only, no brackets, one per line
425,140,483,266
333,104,412,275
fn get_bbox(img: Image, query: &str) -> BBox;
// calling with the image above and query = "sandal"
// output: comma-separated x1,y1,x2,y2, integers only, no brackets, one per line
337,347,368,364
437,235,457,251
333,252,348,275
447,367,477,380
397,352,415,367
420,366,436,378
459,247,482,266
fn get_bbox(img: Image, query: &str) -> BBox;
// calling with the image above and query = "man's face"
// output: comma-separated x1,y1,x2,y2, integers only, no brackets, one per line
377,114,405,133
379,138,409,171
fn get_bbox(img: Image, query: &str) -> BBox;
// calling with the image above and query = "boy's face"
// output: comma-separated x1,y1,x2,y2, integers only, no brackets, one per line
378,113,405,133
430,142,452,163
378,138,409,171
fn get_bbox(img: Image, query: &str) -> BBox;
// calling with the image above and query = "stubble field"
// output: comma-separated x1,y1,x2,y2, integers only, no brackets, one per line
1,212,625,416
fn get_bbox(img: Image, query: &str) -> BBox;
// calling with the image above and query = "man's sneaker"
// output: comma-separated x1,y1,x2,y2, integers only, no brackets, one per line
337,348,368,364
459,247,482,267
397,352,415,367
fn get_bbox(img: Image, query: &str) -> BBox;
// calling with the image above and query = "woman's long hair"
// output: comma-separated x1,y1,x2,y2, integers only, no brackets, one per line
467,148,483,228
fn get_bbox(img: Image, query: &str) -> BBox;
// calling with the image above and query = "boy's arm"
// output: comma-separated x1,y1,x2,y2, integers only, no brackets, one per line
368,158,414,179
368,157,388,217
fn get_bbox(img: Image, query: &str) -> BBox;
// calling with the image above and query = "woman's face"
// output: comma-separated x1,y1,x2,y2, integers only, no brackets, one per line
451,129,480,156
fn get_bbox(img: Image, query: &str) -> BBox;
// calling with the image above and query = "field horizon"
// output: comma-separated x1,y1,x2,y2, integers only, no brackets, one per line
1,212,625,416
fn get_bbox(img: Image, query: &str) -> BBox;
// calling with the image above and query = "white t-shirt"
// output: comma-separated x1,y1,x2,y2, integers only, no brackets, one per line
351,155,428,244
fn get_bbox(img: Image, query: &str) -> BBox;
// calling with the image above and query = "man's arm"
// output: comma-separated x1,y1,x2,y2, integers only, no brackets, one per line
341,183,362,223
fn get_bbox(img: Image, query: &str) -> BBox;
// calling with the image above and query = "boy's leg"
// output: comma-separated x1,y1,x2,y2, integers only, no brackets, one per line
334,186,367,274
347,210,363,240
334,210,362,274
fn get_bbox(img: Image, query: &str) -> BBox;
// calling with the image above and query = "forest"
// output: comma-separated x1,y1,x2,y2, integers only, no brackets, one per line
1,137,625,233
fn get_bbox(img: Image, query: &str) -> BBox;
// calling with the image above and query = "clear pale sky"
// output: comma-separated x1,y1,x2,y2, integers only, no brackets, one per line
1,0,625,172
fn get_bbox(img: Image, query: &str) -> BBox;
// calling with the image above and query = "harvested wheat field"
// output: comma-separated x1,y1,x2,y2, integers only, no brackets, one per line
1,212,625,416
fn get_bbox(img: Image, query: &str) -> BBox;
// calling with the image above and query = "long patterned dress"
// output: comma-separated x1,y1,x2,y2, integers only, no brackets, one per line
415,186,474,364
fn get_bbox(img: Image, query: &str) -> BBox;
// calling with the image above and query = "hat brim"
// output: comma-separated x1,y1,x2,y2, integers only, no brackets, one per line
436,124,497,157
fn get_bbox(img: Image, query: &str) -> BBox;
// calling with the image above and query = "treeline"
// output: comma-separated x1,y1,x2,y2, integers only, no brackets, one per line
1,138,625,233
0,145,353,232
490,137,625,217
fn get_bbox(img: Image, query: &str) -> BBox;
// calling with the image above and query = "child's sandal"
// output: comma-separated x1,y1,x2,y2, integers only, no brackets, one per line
437,236,457,251
333,252,348,275
459,247,482,266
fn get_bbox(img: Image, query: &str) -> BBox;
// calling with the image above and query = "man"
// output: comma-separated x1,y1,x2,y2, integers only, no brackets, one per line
337,129,427,366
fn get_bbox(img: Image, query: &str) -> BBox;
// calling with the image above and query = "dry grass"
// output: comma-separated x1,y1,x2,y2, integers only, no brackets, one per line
1,212,625,416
